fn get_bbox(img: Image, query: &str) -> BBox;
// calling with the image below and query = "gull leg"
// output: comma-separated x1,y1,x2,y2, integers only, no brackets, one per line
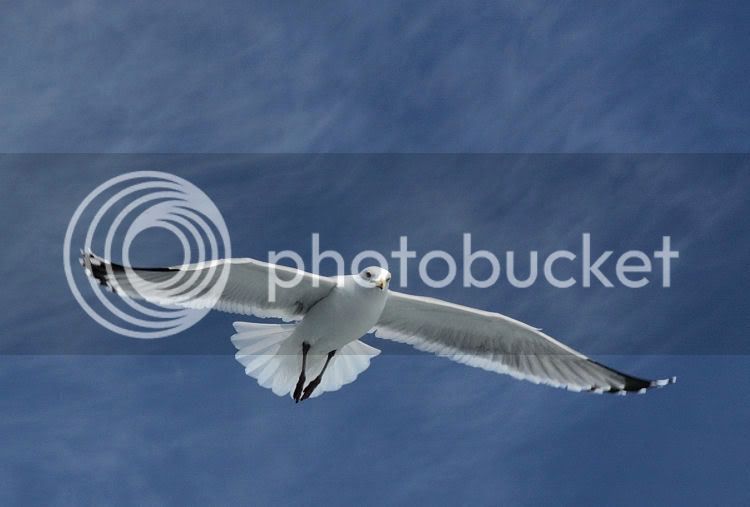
293,342,311,403
300,350,336,402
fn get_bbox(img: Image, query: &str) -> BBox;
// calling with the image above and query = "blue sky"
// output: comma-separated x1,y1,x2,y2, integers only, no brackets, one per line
1,2,750,506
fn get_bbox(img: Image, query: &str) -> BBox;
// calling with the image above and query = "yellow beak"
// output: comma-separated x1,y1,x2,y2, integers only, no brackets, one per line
375,279,386,290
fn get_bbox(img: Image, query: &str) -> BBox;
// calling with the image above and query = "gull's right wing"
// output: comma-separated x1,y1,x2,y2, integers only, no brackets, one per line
81,251,336,321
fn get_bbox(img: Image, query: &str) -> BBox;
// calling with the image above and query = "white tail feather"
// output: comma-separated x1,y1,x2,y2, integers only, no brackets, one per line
231,321,380,398
311,340,380,398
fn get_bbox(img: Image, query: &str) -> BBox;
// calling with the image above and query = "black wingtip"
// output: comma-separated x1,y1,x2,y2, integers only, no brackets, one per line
80,251,119,290
587,359,676,396
80,250,179,295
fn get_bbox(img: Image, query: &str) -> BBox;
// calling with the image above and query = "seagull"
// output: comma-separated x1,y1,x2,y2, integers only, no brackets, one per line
81,252,675,401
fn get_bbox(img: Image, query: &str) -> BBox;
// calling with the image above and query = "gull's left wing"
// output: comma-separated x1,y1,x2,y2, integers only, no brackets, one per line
81,251,336,321
374,291,675,394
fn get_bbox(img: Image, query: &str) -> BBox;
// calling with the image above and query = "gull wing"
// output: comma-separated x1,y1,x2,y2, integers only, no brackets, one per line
82,251,336,321
375,291,675,394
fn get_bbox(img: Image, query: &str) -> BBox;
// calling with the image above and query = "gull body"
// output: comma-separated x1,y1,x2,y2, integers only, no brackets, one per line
283,269,390,357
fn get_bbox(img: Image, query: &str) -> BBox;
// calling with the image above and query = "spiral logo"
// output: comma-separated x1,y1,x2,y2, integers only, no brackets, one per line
63,171,232,338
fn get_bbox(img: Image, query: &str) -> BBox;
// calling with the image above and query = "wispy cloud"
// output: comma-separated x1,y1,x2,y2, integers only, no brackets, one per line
1,2,748,152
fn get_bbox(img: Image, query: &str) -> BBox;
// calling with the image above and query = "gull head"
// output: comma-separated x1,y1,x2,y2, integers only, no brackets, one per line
358,266,392,291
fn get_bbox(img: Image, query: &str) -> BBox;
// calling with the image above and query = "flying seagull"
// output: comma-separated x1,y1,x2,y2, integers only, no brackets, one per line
81,252,675,401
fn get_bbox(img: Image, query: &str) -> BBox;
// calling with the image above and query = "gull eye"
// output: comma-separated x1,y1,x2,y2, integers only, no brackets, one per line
365,271,371,278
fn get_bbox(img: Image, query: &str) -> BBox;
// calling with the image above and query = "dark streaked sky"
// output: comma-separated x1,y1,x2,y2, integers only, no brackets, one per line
1,2,749,506
2,1,750,153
